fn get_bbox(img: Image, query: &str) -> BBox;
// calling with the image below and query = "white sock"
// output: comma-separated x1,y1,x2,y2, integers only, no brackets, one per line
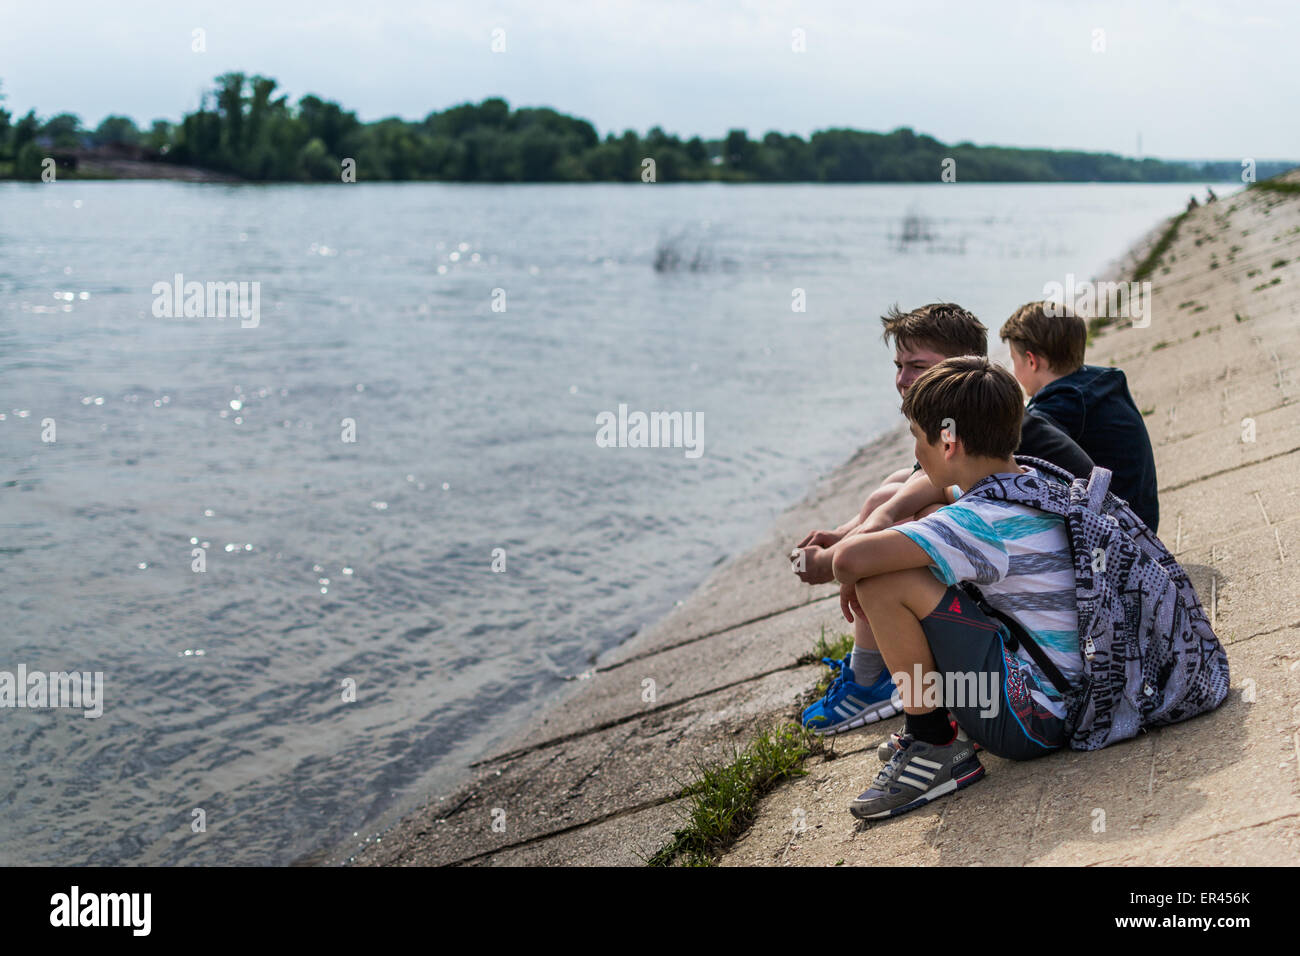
850,646,884,684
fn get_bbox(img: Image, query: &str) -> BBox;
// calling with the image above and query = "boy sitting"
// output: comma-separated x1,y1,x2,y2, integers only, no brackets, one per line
794,303,1092,737
1000,300,1160,532
799,357,1085,818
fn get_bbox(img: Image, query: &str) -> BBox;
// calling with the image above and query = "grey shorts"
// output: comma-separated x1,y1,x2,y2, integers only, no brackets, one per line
919,586,1068,760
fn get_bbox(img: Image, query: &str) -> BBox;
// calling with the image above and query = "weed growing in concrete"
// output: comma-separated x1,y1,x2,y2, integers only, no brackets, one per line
646,722,819,866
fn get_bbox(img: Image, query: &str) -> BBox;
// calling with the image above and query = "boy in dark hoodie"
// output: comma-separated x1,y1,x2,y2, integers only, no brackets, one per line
1000,300,1160,532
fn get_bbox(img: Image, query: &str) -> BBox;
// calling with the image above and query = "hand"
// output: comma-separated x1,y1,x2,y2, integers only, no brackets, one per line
790,544,835,585
796,529,844,550
839,579,865,623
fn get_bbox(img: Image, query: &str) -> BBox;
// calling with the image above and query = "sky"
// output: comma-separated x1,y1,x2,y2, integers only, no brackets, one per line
1,0,1296,159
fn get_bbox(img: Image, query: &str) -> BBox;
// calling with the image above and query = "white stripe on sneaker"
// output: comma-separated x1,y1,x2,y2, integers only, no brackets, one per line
897,774,931,790
843,695,866,708
910,756,944,770
904,764,937,781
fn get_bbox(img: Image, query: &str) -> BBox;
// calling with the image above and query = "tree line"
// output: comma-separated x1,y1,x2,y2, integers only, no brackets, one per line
0,74,1284,183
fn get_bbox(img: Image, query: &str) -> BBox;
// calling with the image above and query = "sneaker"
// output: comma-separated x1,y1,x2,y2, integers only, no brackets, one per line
850,733,985,820
801,657,901,736
876,719,981,762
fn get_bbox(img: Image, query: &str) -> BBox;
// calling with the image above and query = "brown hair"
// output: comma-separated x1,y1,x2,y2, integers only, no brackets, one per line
901,356,1024,459
880,302,987,358
999,301,1086,374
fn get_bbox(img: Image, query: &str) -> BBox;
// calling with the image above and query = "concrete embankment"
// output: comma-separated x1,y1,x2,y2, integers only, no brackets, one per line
345,173,1300,866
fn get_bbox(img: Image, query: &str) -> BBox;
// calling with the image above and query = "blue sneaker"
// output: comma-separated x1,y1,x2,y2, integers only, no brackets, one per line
801,657,901,736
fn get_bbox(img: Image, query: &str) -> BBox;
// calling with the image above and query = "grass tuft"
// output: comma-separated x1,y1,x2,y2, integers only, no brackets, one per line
1086,315,1111,340
1133,211,1189,284
797,627,856,696
1253,178,1300,196
646,722,820,866
645,627,855,866
796,625,855,667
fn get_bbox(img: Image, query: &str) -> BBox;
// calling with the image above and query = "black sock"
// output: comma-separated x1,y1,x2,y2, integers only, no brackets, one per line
904,708,954,746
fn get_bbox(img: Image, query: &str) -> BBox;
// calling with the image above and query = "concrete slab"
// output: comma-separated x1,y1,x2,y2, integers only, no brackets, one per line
349,665,818,866
508,597,848,752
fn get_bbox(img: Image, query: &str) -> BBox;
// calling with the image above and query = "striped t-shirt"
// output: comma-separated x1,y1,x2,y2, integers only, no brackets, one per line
895,467,1083,718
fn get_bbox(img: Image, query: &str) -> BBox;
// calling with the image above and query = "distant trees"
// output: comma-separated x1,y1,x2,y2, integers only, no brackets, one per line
93,116,141,146
165,71,346,180
0,73,1285,183
40,112,83,149
0,80,11,157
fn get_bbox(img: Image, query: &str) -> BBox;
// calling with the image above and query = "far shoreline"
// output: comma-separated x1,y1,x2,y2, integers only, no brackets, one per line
2,170,1242,186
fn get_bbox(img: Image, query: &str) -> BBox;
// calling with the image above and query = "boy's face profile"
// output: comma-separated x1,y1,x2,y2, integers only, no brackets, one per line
894,343,952,396
1008,342,1047,396
908,418,956,489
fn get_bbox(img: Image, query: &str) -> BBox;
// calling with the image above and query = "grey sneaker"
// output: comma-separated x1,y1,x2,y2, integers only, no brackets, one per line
850,733,985,820
876,719,980,762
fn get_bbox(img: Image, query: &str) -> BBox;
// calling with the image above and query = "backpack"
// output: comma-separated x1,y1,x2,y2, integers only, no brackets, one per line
959,455,1230,751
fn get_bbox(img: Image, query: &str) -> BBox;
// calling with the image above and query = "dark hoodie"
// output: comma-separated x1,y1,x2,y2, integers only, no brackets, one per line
1019,408,1094,482
1028,365,1160,532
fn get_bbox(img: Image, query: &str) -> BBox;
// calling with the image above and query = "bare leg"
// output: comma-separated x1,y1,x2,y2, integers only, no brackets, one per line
855,567,947,713
852,612,878,652
854,505,942,650
882,466,914,486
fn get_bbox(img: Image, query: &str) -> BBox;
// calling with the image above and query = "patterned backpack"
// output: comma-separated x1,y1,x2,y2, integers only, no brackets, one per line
959,456,1230,751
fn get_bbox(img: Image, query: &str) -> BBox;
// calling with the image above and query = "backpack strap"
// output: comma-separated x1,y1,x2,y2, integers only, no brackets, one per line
965,460,1071,517
1085,466,1112,513
1012,454,1077,487
959,582,1073,695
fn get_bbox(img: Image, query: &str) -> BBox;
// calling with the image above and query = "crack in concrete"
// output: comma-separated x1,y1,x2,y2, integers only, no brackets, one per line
1174,512,1300,559
471,661,814,767
1082,809,1300,866
1159,443,1300,495
595,593,838,673
441,793,685,867
1224,618,1300,646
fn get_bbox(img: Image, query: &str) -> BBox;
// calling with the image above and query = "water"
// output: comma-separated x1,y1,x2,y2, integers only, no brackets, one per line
0,180,1210,864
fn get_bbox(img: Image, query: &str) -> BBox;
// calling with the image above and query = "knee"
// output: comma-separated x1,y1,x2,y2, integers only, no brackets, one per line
857,567,943,614
855,570,908,609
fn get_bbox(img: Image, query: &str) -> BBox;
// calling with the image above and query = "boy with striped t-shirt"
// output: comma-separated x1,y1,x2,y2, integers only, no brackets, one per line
797,356,1085,820
896,485,1084,731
